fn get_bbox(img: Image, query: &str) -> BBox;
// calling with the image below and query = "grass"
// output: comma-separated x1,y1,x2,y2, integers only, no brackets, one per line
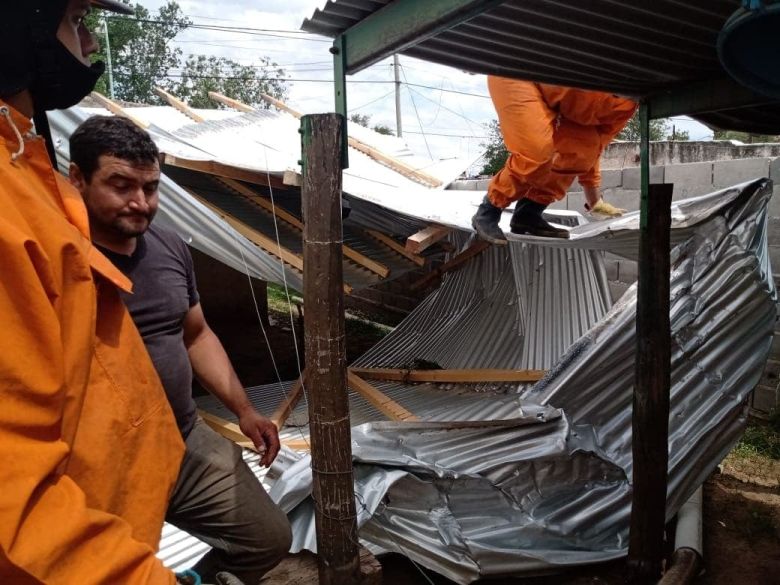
722,409,780,487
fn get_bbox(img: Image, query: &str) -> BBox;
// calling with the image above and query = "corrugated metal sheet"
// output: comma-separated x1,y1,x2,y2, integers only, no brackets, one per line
257,179,775,583
302,0,780,134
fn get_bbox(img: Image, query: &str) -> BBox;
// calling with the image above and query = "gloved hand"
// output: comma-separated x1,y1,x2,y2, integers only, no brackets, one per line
585,198,626,218
176,569,246,585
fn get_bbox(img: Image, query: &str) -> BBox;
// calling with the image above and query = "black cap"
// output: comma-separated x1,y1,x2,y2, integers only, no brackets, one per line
91,0,134,15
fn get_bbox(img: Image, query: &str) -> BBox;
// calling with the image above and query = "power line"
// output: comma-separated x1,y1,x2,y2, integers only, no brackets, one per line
106,16,330,41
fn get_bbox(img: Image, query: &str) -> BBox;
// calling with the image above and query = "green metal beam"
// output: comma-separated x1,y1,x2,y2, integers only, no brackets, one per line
337,0,505,75
648,77,777,119
332,36,349,168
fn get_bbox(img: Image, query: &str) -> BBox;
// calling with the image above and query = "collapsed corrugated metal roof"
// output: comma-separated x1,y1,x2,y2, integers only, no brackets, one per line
302,0,780,134
219,179,775,583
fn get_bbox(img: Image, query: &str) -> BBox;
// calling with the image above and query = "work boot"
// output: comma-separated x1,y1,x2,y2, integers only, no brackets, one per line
510,199,570,239
471,195,508,245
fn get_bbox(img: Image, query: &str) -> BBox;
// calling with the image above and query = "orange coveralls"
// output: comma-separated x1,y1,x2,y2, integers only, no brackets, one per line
487,76,637,209
0,102,184,584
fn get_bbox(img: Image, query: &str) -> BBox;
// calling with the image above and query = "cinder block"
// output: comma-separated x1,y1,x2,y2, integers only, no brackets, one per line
603,189,641,213
769,157,780,182
622,165,665,190
759,358,780,388
566,191,586,212
601,169,623,189
665,162,714,201
768,185,780,218
769,245,780,273
768,218,780,246
618,259,639,284
713,158,771,189
477,179,491,190
752,384,779,414
568,178,584,193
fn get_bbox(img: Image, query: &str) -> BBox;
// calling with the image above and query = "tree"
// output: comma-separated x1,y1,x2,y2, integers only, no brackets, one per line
666,127,690,141
479,119,508,176
349,113,395,136
173,55,287,109
712,130,780,143
617,111,668,141
87,2,191,103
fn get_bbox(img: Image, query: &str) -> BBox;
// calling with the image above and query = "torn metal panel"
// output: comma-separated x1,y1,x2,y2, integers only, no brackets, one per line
267,180,775,583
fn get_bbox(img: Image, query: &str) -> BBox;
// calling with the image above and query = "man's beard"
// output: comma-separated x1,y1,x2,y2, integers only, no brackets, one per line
113,211,155,237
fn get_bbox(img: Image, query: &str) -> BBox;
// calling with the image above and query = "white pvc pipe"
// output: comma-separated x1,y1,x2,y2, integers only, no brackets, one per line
674,486,703,557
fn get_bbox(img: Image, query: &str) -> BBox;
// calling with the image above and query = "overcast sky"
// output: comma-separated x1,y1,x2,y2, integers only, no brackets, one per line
129,0,714,167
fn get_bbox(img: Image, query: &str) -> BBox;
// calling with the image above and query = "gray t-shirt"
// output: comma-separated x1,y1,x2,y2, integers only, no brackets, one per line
98,225,199,438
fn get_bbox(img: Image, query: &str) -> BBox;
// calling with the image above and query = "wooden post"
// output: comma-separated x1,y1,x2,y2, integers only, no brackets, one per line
627,102,674,585
301,113,361,585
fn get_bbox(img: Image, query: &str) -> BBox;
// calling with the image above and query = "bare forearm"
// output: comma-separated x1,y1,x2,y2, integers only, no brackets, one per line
188,330,252,417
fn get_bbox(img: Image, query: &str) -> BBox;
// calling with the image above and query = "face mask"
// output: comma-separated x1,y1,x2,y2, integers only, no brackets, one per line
31,40,105,111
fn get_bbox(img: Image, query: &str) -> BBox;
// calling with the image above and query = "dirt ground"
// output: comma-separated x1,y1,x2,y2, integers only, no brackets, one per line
210,302,780,584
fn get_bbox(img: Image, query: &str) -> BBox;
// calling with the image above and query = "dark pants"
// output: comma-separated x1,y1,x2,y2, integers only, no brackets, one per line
166,418,292,584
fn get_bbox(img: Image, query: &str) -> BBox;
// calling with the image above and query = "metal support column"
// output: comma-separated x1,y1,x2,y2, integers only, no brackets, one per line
331,35,349,169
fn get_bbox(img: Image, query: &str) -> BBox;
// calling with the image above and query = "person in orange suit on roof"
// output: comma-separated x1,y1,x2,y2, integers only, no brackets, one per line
472,76,637,242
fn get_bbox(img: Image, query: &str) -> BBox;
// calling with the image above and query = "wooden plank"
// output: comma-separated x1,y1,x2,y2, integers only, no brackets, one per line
89,91,150,129
346,371,420,422
208,90,256,112
163,154,288,190
302,113,361,585
154,86,205,123
364,228,425,267
218,177,390,278
270,372,306,429
257,93,441,187
411,240,490,291
200,409,312,452
185,189,304,271
405,224,451,254
349,367,546,383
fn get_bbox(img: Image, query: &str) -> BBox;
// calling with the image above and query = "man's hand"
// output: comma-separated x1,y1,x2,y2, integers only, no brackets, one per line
238,409,280,467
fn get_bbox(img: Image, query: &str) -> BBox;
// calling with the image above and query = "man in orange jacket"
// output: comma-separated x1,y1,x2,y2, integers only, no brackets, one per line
0,1,188,583
472,76,637,242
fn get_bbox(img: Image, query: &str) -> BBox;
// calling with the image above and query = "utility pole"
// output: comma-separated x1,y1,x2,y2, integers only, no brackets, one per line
102,14,115,99
300,113,361,585
393,54,403,138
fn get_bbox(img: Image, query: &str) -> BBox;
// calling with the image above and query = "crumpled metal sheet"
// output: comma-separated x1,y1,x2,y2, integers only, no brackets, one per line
270,179,776,583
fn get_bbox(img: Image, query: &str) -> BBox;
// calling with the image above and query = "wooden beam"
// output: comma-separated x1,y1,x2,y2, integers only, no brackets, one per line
349,367,546,383
185,187,354,295
411,239,490,291
217,178,390,279
199,409,312,452
270,372,306,429
406,224,451,254
257,94,441,187
364,229,425,267
301,113,361,585
347,371,420,422
154,86,205,123
89,91,149,129
209,91,256,113
163,154,288,190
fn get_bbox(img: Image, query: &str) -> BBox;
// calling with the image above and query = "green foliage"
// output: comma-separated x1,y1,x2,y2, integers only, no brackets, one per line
173,55,287,109
349,113,395,136
666,127,690,141
732,414,780,460
479,119,508,176
87,2,190,103
713,130,780,143
617,111,669,141
86,1,287,108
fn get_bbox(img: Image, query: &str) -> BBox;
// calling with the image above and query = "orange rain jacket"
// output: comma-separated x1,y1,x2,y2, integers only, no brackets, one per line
0,101,184,584
486,76,637,208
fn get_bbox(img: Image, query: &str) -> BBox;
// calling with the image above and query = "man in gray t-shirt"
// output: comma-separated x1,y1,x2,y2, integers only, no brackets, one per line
69,115,291,585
